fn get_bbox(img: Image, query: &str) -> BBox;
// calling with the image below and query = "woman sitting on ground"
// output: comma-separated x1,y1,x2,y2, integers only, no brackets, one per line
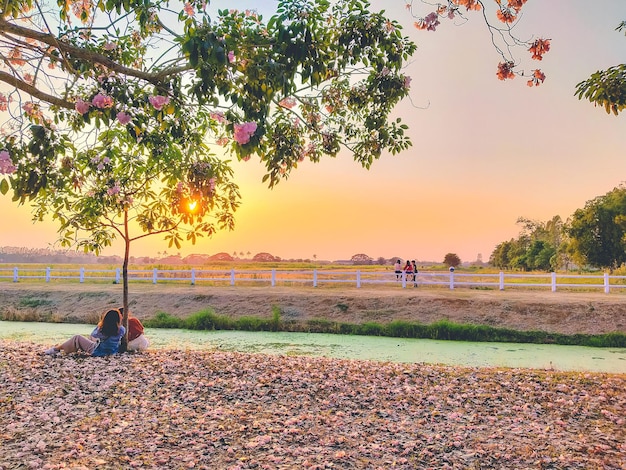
118,307,150,352
44,309,126,357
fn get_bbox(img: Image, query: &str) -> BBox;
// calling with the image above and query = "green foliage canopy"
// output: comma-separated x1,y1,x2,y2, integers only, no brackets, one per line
575,22,626,115
568,185,626,271
0,0,416,255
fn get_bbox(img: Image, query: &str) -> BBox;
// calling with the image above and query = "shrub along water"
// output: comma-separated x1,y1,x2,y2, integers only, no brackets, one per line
141,306,626,348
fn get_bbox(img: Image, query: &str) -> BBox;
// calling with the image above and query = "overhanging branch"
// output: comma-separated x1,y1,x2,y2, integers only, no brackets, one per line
0,18,192,88
0,70,74,109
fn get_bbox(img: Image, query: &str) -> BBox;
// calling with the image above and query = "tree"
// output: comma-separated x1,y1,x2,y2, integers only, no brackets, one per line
490,216,566,271
408,2,625,116
0,0,416,347
351,253,373,265
252,252,279,262
443,252,461,268
575,22,626,115
407,1,550,86
568,185,626,271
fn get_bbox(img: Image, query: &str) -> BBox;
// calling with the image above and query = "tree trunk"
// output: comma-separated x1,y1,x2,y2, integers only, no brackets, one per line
120,208,130,353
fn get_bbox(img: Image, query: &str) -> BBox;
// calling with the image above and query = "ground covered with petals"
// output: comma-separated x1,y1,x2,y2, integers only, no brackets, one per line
1,340,624,469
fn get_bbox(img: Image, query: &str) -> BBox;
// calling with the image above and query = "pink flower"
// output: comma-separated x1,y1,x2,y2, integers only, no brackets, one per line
278,97,296,109
210,111,228,124
415,12,440,31
216,137,230,146
75,98,90,114
0,149,16,175
116,111,132,125
233,121,257,145
183,2,194,16
228,51,236,64
404,76,412,89
107,183,120,196
103,41,116,51
148,95,170,110
0,93,10,112
92,93,114,109
424,12,440,31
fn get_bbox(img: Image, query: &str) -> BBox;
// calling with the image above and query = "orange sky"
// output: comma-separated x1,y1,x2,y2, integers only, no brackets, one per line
1,1,625,262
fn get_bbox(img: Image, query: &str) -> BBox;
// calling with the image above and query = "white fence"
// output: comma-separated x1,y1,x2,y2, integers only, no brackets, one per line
1,266,626,293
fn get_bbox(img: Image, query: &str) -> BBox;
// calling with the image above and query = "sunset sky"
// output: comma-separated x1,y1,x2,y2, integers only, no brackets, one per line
1,1,625,263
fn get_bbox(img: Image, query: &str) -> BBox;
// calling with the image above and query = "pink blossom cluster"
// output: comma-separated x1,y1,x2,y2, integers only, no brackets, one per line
227,51,236,64
116,111,132,125
148,95,170,111
92,93,114,109
278,97,296,109
233,121,257,145
0,150,16,174
0,93,11,112
107,182,120,196
91,156,111,171
75,98,90,115
183,2,194,16
210,111,228,124
415,12,440,31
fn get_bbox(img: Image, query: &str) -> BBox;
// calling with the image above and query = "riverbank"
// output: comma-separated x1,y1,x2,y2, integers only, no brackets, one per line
1,283,625,335
1,340,624,469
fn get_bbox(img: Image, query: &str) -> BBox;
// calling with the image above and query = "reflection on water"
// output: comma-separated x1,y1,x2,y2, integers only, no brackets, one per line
1,321,624,373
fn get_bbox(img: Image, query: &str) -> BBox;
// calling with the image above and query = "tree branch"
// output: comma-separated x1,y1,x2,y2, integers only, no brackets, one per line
0,70,74,109
0,17,193,87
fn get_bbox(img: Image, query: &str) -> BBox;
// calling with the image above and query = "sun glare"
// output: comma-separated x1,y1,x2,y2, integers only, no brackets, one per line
188,200,198,212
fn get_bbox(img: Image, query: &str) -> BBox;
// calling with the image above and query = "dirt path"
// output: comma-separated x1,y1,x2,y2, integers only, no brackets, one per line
1,282,625,334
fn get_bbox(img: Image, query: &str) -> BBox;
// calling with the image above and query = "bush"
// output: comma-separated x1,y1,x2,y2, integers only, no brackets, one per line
144,311,183,329
184,309,233,330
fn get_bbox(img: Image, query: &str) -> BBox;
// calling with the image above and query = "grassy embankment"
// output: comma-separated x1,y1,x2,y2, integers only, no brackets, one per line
142,306,626,348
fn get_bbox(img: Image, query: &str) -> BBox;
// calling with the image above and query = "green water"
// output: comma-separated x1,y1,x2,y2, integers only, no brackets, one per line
1,321,624,373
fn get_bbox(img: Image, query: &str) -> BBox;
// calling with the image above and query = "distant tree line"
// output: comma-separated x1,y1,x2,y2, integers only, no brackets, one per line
490,185,626,272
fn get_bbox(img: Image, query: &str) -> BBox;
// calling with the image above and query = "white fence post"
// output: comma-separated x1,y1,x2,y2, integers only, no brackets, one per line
449,271,454,290
356,270,361,288
499,271,505,290
604,272,610,294
401,272,407,288
13,267,18,283
271,269,276,287
152,268,158,284
45,267,51,283
115,268,120,284
230,269,235,286
80,267,85,283
313,269,318,287
551,272,557,292
191,268,195,286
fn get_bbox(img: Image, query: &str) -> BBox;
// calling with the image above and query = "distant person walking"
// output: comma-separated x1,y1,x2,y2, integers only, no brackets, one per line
394,259,402,280
411,260,418,287
44,309,125,356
